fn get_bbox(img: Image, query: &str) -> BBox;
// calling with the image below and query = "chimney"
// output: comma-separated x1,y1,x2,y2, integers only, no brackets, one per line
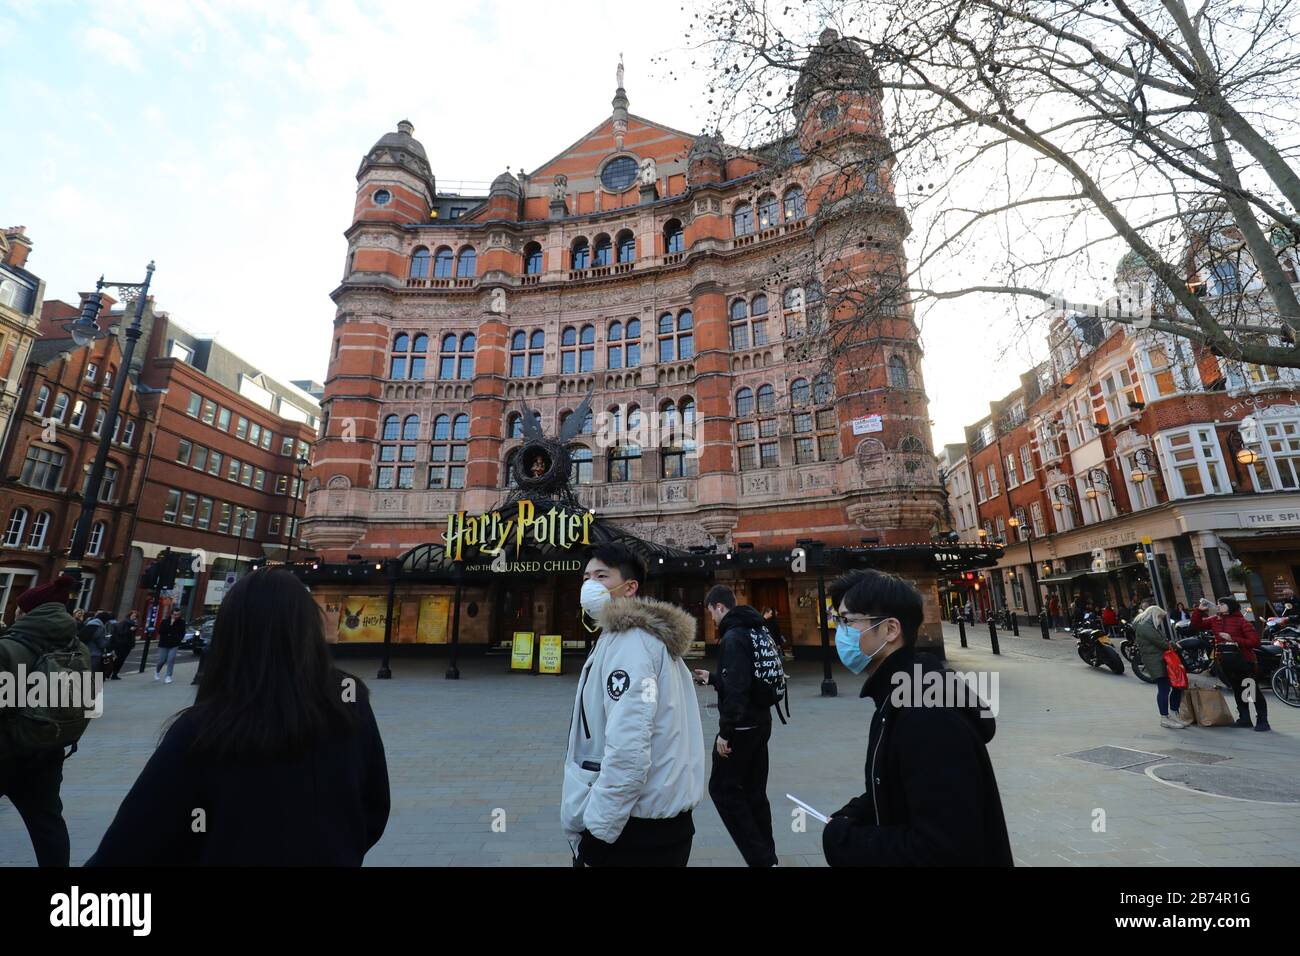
3,226,32,270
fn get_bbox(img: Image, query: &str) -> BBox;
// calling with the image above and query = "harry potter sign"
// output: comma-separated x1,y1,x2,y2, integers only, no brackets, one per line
443,500,595,561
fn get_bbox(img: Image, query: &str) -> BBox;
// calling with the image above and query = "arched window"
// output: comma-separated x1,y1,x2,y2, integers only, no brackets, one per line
409,247,431,279
390,333,426,380
736,387,755,417
382,416,400,441
733,203,754,237
51,393,69,422
757,384,775,413
616,230,636,263
429,416,468,489
729,297,770,350
568,445,593,485
524,242,543,275
438,333,475,380
433,247,454,277
593,235,612,267
571,237,590,270
35,385,49,416
783,186,806,221
455,246,477,278
659,310,694,362
560,325,593,373
757,194,779,230
730,299,747,322
900,435,925,454
508,412,523,438
26,511,49,549
607,321,624,369
625,318,641,365
791,377,810,406
560,408,594,435
3,507,28,547
511,330,544,376
888,355,910,388
813,372,834,404
664,219,684,254
402,415,420,441
504,448,520,489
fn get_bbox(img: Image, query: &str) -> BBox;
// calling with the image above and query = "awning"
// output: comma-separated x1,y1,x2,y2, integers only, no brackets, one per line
1039,562,1146,584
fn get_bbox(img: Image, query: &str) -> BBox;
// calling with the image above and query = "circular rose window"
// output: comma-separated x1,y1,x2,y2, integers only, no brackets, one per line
600,156,639,192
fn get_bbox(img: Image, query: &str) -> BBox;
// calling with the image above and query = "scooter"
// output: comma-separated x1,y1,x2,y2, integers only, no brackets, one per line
1075,617,1125,674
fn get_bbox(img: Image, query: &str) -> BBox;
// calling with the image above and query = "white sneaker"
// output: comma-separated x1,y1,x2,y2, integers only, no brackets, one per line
1175,716,1194,728
153,671,160,681
1160,716,1184,729
164,676,173,684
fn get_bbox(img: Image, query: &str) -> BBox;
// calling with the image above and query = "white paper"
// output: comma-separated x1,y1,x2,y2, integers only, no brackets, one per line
786,793,830,824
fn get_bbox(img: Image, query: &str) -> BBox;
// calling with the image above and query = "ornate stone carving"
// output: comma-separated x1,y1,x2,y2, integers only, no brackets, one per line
639,157,656,186
552,174,568,201
376,494,405,513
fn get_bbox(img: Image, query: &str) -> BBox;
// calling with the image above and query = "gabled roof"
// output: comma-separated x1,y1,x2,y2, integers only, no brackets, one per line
526,113,705,180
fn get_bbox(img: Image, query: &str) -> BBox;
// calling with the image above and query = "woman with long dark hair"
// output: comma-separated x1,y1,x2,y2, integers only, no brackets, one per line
88,569,390,865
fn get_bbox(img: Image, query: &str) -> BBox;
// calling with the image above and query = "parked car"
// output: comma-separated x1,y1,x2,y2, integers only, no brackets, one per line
181,615,217,654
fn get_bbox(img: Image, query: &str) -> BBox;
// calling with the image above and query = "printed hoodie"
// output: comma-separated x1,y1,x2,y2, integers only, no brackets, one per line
561,595,706,845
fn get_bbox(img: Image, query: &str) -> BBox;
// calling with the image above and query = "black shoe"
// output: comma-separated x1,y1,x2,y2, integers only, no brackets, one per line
1255,720,1272,732
110,674,121,680
1235,717,1254,728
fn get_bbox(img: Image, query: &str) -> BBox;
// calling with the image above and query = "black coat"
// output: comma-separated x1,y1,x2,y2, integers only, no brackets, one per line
87,672,390,866
708,605,774,740
822,647,1013,866
158,617,186,649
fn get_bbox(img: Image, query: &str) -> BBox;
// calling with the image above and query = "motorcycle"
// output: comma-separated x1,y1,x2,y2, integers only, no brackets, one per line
1075,617,1125,674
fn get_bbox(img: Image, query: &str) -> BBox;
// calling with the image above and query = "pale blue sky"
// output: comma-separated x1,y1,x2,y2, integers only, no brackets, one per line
0,0,1032,446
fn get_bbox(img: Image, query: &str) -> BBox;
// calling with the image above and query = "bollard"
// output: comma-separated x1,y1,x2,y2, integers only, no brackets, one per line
1039,612,1051,640
988,620,1001,655
958,617,968,648
1011,613,1020,636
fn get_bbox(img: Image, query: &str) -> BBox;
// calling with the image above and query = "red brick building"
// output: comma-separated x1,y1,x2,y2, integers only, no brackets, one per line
303,36,964,653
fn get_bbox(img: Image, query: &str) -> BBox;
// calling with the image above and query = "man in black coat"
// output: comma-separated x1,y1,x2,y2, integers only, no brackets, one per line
109,610,140,680
693,585,778,867
822,569,1012,867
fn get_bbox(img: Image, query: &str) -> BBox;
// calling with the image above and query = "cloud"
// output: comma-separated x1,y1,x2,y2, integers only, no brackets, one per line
82,26,142,71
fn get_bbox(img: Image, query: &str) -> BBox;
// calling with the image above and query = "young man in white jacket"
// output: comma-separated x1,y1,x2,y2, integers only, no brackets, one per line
561,543,705,866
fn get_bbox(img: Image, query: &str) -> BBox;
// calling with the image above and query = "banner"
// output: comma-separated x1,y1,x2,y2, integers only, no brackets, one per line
337,596,392,643
510,631,535,671
538,634,563,675
318,596,340,643
416,595,451,644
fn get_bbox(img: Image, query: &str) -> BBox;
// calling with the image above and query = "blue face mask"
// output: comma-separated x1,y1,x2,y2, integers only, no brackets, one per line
836,618,889,674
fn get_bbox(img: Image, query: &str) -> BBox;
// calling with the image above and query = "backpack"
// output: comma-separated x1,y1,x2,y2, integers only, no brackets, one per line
0,633,93,757
747,626,791,724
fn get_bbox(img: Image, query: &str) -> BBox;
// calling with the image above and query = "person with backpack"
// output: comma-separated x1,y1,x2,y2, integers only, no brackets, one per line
109,610,140,680
87,569,390,865
0,575,90,866
154,608,186,683
561,543,705,867
80,610,112,676
822,569,1012,866
694,585,781,867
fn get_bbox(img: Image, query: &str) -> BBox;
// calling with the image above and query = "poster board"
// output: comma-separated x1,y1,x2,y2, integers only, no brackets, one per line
416,595,451,644
510,631,535,671
538,634,564,675
337,596,392,643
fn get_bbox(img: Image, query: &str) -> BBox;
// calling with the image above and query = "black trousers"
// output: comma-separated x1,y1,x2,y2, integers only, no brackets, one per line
1221,655,1269,723
709,722,777,867
0,749,71,866
109,642,135,678
578,811,694,867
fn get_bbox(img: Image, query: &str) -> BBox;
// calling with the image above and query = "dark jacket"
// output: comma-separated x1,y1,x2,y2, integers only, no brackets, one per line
1190,609,1260,665
822,647,1013,866
111,618,139,651
87,670,390,866
708,605,773,741
0,603,90,760
1133,614,1170,680
158,617,187,649
763,614,785,649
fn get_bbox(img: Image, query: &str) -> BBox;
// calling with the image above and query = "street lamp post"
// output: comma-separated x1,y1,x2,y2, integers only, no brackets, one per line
1009,511,1047,639
286,456,309,564
64,263,155,582
798,539,836,697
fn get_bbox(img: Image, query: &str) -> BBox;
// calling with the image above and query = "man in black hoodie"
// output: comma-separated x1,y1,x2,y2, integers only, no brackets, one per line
822,569,1012,866
693,585,778,867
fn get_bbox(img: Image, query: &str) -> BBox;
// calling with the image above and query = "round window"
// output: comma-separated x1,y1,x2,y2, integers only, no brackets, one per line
600,156,639,192
373,189,392,205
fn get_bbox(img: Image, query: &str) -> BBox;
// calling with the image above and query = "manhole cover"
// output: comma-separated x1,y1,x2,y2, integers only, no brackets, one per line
1155,748,1231,766
1146,763,1300,804
1061,746,1166,769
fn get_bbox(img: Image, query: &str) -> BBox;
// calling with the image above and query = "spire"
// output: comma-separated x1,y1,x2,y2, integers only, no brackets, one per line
612,53,629,149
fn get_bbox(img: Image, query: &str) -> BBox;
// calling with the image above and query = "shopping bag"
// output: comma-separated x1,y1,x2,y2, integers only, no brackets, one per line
1163,648,1188,689
1189,686,1234,727
1177,693,1197,725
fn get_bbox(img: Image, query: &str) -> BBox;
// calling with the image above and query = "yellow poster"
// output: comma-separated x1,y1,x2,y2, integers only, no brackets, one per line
510,631,535,671
817,595,837,630
538,634,563,675
337,595,393,643
417,595,451,644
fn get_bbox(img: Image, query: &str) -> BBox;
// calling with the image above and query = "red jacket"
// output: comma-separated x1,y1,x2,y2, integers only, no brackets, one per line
1190,609,1260,664
1101,608,1118,626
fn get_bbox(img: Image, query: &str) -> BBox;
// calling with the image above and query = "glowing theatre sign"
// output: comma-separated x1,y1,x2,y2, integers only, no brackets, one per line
442,500,595,561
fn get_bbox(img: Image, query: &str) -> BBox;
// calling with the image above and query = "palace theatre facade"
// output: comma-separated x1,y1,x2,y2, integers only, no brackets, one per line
302,35,984,656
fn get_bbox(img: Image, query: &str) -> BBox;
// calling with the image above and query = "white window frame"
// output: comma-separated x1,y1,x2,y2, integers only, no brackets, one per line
4,508,28,548
1020,444,1034,482
1248,417,1300,492
1051,489,1075,533
26,511,49,550
1156,426,1231,499
1005,453,1019,489
1030,501,1045,538
986,464,999,497
976,472,987,502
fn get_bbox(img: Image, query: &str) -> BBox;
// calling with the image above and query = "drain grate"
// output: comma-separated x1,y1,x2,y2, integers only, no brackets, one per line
1060,745,1167,769
1147,763,1300,804
1154,748,1231,765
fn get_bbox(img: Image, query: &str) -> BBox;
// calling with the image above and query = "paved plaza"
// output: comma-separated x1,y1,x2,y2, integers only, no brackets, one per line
3,623,1300,867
